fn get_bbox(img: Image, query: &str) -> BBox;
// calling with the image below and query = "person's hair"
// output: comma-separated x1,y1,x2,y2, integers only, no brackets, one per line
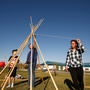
70,40,79,49
28,44,34,48
12,49,17,54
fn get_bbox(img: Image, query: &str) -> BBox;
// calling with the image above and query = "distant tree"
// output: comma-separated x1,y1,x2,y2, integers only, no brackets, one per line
52,62,56,69
17,63,22,69
37,64,41,68
22,63,25,69
60,64,63,70
36,64,40,69
85,68,89,71
56,63,59,69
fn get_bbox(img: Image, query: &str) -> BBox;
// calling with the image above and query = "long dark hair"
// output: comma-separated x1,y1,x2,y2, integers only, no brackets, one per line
70,40,79,49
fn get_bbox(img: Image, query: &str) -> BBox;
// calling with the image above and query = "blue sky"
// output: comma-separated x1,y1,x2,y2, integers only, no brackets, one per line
0,0,90,64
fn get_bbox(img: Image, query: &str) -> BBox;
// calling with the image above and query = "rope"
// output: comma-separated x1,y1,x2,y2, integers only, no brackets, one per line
36,34,77,40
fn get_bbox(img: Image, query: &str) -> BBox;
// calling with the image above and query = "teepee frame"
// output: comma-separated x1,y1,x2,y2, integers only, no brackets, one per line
0,16,58,90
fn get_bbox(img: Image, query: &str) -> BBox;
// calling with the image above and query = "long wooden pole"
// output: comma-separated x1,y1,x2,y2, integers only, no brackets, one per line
36,47,44,85
1,35,31,87
85,86,90,88
33,36,59,90
0,53,18,75
30,33,32,90
1,35,30,90
2,38,29,90
0,34,31,75
1,36,31,84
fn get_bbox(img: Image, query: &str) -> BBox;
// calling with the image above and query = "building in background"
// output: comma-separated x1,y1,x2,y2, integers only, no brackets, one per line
37,61,90,71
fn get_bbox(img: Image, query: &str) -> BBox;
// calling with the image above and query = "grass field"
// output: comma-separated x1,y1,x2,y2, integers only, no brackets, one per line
0,69,90,90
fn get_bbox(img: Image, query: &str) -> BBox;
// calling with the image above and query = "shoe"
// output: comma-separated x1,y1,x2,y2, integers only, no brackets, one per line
6,85,10,88
11,84,14,88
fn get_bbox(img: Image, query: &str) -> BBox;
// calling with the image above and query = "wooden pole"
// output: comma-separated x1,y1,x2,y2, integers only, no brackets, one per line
36,47,44,85
1,17,44,90
1,36,31,84
33,19,44,33
0,34,31,75
33,37,59,90
1,37,29,89
1,34,31,87
85,86,90,88
0,53,18,75
30,33,32,90
1,35,30,90
0,79,28,81
33,34,44,84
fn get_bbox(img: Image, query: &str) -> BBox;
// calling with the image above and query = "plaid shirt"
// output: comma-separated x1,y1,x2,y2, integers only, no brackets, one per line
66,45,85,68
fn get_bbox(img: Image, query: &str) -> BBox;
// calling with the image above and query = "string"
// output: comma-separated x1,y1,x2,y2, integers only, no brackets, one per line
36,33,86,88
36,34,77,40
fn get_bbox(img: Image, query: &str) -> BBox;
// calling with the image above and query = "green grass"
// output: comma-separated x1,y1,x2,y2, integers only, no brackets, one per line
0,69,90,90
85,71,90,73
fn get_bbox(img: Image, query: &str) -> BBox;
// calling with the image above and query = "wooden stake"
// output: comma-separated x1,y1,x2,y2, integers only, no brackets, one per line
30,33,32,90
1,35,31,87
1,35,30,90
34,35,44,84
1,16,44,90
0,34,31,75
0,79,28,81
36,47,44,85
33,37,59,90
85,86,90,88
1,17,44,90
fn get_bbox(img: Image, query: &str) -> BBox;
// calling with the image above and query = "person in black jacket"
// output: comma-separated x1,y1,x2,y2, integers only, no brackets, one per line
6,49,19,88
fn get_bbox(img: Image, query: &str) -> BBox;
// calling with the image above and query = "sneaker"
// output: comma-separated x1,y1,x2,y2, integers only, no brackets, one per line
11,84,14,88
6,85,10,88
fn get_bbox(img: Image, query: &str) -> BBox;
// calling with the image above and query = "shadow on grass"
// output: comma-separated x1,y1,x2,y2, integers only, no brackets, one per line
35,77,40,79
35,76,50,87
14,77,39,86
14,80,28,86
0,80,28,90
44,77,50,90
26,76,50,90
64,79,75,90
13,76,50,90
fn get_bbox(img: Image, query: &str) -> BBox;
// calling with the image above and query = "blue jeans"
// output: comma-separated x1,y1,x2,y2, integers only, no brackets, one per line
27,63,36,87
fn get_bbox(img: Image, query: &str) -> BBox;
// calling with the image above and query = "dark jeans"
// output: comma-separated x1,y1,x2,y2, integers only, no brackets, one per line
27,63,36,87
69,66,84,90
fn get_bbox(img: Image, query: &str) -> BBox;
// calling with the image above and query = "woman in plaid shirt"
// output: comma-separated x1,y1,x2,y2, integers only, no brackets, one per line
66,39,85,90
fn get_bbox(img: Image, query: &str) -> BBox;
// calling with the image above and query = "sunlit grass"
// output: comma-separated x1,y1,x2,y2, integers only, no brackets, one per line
0,69,90,90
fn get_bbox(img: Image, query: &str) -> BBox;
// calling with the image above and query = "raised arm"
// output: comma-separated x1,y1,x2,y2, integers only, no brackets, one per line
77,39,85,53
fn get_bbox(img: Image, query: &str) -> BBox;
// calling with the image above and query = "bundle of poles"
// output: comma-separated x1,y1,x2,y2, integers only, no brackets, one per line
0,17,59,90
